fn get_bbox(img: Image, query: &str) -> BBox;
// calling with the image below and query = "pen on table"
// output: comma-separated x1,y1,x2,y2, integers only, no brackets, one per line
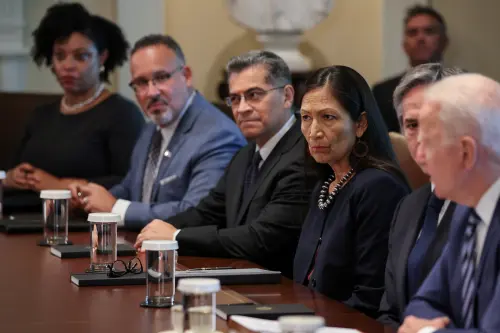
186,266,235,271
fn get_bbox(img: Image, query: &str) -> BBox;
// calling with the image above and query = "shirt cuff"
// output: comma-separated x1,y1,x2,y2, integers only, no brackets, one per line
173,229,181,241
417,327,439,333
111,199,131,226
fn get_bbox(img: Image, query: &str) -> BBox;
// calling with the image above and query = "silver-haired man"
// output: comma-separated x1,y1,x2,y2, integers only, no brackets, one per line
401,73,500,332
378,63,464,328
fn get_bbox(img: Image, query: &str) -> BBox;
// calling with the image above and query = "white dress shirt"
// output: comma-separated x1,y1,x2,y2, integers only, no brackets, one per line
173,113,296,240
431,183,452,227
418,177,500,333
112,92,196,225
256,114,296,166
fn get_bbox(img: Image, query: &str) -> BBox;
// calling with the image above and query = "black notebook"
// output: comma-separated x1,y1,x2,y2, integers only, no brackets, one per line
71,268,281,287
51,244,137,258
71,272,146,287
216,303,314,320
176,268,281,285
0,214,88,234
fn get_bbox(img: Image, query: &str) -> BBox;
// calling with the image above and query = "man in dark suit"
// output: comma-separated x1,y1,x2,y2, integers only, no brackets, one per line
134,51,314,277
399,74,500,333
372,5,448,132
69,35,246,228
378,64,465,328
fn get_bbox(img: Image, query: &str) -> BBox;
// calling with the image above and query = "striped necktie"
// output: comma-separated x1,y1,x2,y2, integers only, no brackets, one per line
141,129,163,203
461,209,481,329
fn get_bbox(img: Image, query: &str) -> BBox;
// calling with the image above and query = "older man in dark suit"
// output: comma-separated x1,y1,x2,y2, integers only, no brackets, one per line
377,63,464,328
400,73,500,333
135,51,314,277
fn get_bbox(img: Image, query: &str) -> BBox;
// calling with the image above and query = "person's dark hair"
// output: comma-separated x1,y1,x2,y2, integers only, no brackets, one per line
404,5,447,36
226,50,291,87
302,66,406,183
31,2,129,82
130,34,186,65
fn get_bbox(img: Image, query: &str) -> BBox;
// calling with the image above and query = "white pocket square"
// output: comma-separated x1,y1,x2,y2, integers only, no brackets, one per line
159,175,178,186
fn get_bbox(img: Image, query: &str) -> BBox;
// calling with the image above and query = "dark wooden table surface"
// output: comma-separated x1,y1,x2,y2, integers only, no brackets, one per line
0,231,393,333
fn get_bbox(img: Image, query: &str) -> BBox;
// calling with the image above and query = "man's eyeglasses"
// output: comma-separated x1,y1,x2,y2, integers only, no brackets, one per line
225,86,285,108
107,257,143,278
129,67,183,95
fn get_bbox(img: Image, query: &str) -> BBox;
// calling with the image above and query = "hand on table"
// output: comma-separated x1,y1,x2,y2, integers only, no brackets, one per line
134,219,178,250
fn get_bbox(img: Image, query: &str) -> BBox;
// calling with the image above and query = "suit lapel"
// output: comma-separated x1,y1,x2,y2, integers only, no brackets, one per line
395,184,431,309
418,201,456,285
229,146,255,227
234,120,301,226
150,96,202,200
476,199,500,284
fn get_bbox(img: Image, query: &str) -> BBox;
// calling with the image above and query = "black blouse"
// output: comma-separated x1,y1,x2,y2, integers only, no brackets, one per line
293,168,409,318
5,94,145,211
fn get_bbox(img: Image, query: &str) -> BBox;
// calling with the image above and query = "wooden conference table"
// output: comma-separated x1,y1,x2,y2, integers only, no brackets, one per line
0,231,393,333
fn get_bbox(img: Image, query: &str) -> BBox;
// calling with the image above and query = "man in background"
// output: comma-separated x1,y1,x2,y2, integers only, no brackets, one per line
372,5,448,132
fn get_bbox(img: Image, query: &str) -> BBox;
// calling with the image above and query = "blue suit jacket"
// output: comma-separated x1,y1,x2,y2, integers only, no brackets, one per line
110,93,246,229
404,202,500,332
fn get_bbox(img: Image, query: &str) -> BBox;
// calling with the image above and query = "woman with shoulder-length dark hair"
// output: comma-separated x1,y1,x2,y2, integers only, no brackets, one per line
294,65,409,318
3,3,144,212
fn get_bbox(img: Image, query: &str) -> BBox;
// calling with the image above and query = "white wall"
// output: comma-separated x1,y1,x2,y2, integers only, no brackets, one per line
433,0,500,82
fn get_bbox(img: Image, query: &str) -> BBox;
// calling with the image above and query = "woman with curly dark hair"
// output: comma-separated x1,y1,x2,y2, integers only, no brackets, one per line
3,3,144,212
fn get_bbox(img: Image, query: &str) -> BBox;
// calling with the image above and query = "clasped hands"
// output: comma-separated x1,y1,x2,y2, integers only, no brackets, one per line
5,163,85,192
398,316,450,333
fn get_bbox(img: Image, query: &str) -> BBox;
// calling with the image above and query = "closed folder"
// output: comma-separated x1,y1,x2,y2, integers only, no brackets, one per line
216,303,315,320
71,268,281,287
0,215,88,234
51,244,137,258
71,272,146,287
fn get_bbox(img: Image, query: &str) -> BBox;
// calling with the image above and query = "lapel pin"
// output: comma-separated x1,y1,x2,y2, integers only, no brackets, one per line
164,150,172,158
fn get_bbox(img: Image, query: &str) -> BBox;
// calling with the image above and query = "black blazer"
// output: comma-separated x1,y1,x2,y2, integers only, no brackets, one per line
372,74,404,132
168,120,315,277
377,183,456,328
293,168,409,318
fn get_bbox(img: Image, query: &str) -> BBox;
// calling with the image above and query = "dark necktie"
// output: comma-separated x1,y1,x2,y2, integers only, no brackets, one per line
243,150,262,198
407,193,445,297
461,209,480,329
141,129,163,203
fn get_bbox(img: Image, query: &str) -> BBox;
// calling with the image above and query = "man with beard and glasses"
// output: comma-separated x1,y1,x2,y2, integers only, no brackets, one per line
69,34,246,229
372,5,449,133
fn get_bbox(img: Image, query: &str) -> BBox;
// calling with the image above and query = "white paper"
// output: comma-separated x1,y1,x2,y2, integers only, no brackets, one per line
316,327,362,333
230,316,362,333
230,315,281,333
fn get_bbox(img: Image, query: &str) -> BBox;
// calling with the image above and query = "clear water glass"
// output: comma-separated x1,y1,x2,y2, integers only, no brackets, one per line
40,190,71,245
88,213,119,272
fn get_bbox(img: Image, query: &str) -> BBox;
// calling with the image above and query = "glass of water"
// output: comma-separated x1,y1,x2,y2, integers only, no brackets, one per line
87,213,119,272
141,240,178,308
177,278,221,333
40,190,71,245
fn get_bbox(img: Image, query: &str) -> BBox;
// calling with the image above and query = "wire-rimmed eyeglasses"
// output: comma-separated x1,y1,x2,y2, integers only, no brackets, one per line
106,257,144,278
225,86,285,108
129,67,183,95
